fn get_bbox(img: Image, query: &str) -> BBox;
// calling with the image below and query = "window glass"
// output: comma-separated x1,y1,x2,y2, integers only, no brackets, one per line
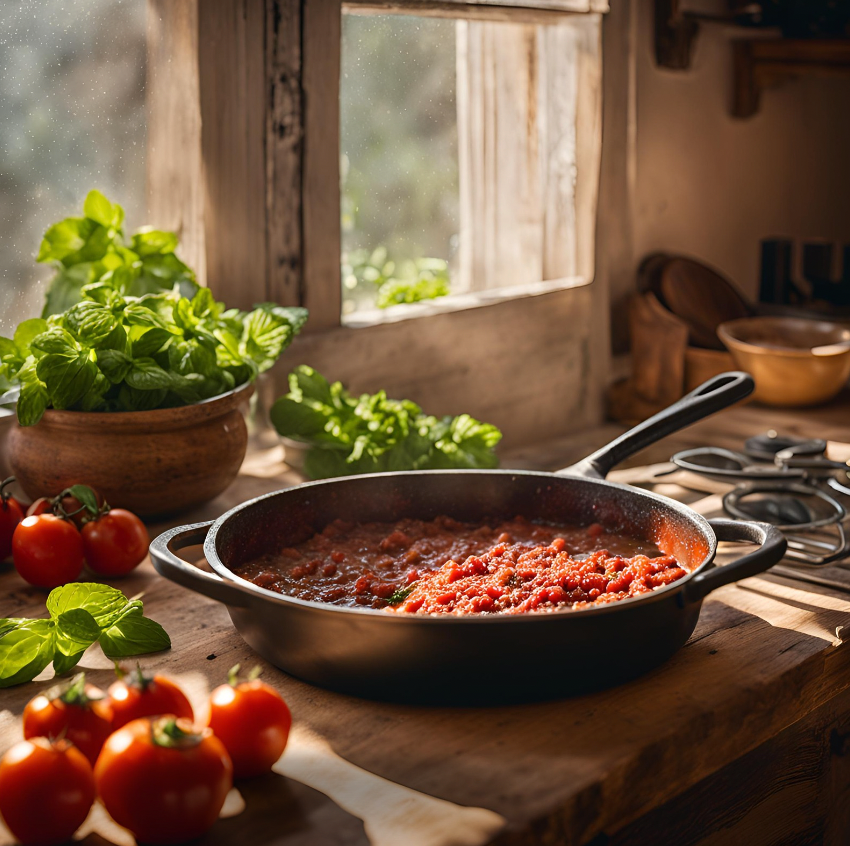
340,13,459,317
0,0,146,333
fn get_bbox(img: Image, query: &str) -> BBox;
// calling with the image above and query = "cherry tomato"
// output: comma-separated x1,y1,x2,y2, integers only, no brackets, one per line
81,508,148,577
23,675,113,766
13,514,84,589
95,716,232,845
0,479,24,561
207,667,292,778
25,497,53,518
0,737,95,846
108,666,194,730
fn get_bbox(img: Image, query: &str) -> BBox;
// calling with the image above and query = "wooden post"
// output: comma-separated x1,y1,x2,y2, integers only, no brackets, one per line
146,0,342,323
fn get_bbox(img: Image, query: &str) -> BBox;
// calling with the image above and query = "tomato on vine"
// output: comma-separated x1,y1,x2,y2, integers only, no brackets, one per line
82,508,149,577
108,664,194,729
13,513,84,589
22,674,113,766
206,664,292,778
0,477,24,561
95,716,232,845
0,737,95,846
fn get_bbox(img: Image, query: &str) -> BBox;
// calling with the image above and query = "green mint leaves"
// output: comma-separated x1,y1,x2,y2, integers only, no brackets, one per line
270,365,502,480
0,583,171,688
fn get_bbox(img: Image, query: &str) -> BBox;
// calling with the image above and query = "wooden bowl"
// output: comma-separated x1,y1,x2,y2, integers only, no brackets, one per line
8,384,253,517
718,317,850,407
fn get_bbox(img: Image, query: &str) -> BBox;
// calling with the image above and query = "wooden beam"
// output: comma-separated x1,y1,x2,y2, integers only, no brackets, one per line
301,0,343,329
146,0,206,283
147,0,341,322
266,0,305,307
197,0,268,311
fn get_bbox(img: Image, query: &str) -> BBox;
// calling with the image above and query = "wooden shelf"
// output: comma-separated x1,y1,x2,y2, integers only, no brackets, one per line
733,38,850,118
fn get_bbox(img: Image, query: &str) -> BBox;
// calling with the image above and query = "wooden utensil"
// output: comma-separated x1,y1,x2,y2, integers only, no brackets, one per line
661,259,754,350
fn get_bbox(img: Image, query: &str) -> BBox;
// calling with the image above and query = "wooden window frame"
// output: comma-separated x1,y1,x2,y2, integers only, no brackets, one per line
146,0,608,448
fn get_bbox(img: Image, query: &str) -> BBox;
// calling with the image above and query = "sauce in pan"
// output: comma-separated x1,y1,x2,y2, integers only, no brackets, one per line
235,515,688,614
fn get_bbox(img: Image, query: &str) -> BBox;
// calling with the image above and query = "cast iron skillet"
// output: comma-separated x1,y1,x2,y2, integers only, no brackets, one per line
150,372,786,705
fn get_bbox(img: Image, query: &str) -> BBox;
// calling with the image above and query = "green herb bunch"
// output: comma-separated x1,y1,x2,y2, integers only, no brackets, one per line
0,189,308,425
37,189,200,316
0,583,171,688
0,286,307,426
270,365,502,479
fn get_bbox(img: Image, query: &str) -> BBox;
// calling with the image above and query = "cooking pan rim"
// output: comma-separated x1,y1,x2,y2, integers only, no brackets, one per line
202,468,719,622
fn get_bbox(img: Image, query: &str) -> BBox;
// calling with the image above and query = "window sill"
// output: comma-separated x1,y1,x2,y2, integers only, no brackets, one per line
341,274,592,328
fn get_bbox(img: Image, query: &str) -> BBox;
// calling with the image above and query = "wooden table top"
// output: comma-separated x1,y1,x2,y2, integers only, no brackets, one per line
3,395,850,846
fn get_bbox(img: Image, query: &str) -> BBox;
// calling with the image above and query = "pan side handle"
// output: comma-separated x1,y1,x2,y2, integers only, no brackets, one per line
150,522,255,609
683,519,787,603
560,372,754,479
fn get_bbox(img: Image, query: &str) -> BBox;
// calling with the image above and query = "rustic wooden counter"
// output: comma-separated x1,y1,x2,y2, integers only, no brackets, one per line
3,396,850,845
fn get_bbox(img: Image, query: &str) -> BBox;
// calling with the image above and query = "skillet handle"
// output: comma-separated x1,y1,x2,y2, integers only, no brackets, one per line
683,519,787,603
561,372,754,479
150,522,256,609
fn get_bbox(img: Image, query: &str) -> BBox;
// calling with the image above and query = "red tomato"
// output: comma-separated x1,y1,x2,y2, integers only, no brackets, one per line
0,737,95,846
81,508,149,577
108,667,195,730
0,489,24,561
207,672,292,778
95,716,232,845
13,514,84,589
23,676,113,766
59,487,104,529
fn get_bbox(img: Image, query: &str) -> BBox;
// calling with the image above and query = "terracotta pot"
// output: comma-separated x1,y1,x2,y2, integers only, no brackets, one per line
8,384,253,517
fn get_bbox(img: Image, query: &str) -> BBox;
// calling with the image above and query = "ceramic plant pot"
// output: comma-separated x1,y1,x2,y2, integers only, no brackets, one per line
8,384,253,518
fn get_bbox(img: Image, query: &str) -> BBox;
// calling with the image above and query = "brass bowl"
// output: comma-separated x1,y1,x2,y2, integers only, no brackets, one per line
718,317,850,407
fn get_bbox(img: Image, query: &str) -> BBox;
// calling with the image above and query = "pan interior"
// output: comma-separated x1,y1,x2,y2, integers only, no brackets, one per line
211,471,713,580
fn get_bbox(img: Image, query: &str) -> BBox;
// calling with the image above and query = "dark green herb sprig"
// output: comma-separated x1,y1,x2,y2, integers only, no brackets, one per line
270,365,502,479
0,583,171,688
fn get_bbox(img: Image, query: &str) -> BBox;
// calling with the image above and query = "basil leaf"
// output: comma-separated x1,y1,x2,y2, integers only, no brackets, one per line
37,351,97,410
30,327,78,356
96,348,133,384
83,189,124,229
14,318,49,355
240,306,305,373
131,228,178,257
132,327,172,358
53,650,85,676
17,377,49,427
46,582,129,628
42,264,97,317
99,609,171,659
125,357,176,391
55,608,101,656
117,385,169,411
65,301,119,346
77,371,110,412
0,620,55,688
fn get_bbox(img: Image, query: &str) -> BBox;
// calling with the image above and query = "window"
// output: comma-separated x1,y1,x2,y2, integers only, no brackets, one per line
339,9,603,325
0,0,146,334
145,0,609,446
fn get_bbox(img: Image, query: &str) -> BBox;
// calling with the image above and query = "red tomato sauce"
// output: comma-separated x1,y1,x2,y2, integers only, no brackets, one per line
235,515,688,614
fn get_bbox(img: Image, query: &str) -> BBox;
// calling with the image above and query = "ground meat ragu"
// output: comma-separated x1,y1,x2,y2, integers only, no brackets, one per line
234,515,688,614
